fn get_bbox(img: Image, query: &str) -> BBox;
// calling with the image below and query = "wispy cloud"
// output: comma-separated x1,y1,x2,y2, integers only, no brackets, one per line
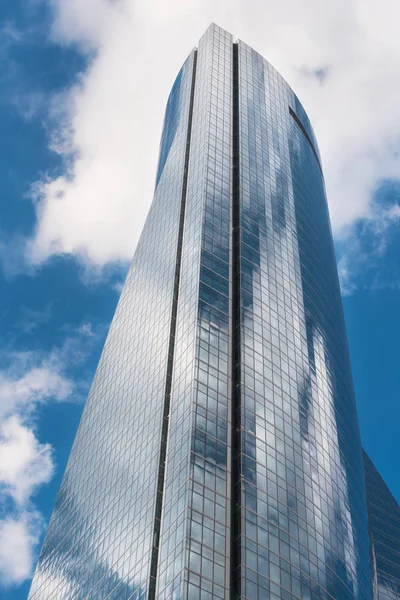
10,304,53,336
0,22,23,47
0,324,98,587
337,185,400,294
0,18,47,122
0,360,72,422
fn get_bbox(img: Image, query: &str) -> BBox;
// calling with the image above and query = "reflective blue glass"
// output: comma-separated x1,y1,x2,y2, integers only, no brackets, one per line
29,51,196,600
364,451,400,599
156,26,233,600
233,39,372,600
156,67,184,188
29,24,383,600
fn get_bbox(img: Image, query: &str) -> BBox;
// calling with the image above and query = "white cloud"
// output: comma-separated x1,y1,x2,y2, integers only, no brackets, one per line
0,354,71,587
25,0,400,271
0,364,72,422
0,513,43,586
0,416,54,506
337,198,400,293
0,325,97,587
338,252,359,297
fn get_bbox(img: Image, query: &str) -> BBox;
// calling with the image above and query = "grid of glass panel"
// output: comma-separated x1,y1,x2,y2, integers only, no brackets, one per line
28,23,379,600
156,25,232,600
233,40,372,599
28,52,196,600
364,451,400,599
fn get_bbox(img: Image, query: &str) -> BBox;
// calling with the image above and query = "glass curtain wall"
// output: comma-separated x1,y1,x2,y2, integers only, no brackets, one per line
29,24,375,600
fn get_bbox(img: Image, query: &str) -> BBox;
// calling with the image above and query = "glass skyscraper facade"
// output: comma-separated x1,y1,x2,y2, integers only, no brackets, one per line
29,24,397,600
363,452,400,600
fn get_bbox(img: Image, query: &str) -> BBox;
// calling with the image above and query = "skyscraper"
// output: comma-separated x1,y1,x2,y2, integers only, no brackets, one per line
29,23,381,599
363,451,400,599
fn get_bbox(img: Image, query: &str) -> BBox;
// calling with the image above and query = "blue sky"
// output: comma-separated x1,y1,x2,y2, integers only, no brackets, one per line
1,1,400,598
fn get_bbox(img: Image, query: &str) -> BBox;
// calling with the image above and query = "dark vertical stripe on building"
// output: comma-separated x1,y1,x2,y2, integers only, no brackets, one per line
289,106,323,175
149,50,198,599
231,41,242,599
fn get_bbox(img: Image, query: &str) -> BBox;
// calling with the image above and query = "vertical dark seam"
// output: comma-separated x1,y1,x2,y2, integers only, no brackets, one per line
289,106,323,175
231,41,241,599
149,49,198,599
